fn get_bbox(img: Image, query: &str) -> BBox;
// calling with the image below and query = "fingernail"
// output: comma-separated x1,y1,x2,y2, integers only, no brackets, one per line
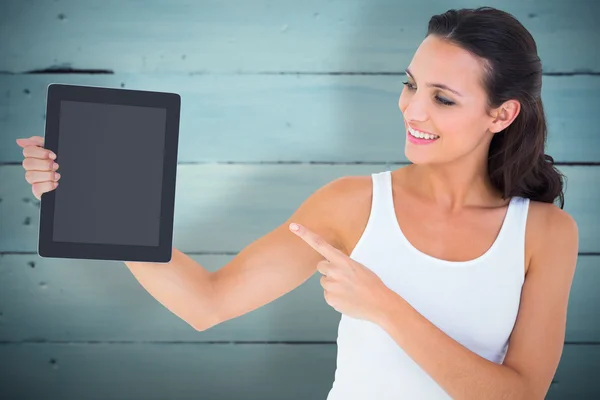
290,223,299,232
49,153,56,159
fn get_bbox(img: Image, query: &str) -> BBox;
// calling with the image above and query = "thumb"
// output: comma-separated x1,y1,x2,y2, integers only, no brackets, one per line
16,136,44,148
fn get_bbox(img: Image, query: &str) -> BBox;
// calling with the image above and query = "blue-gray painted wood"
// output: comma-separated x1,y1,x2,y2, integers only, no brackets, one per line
1,165,598,253
0,0,597,397
1,74,599,164
0,0,598,74
0,343,597,399
0,254,597,343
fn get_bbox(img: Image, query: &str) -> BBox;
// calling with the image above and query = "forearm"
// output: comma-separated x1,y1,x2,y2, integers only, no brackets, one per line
375,290,528,400
125,247,221,331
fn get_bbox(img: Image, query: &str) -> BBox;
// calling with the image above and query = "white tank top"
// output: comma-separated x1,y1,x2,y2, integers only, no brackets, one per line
326,170,529,399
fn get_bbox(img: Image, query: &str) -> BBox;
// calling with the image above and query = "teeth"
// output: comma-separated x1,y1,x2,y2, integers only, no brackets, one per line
408,126,439,140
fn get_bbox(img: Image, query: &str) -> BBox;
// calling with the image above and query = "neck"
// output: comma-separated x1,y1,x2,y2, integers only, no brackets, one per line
406,155,505,213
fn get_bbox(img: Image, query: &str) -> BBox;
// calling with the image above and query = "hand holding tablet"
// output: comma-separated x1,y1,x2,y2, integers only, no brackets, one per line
17,83,181,263
17,135,61,200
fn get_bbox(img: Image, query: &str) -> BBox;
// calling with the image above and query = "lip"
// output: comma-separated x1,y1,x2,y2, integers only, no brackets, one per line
406,124,439,145
406,122,436,136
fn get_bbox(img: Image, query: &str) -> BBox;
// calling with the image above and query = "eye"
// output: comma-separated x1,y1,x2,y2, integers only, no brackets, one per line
402,81,416,91
436,96,454,106
402,81,455,106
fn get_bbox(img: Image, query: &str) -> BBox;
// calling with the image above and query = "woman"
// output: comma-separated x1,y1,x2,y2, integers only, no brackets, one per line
17,6,578,400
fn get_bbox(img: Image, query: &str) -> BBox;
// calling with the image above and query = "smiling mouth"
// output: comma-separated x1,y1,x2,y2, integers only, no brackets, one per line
407,125,439,140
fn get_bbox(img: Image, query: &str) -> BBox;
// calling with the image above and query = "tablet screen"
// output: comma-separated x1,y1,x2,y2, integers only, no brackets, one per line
52,100,167,247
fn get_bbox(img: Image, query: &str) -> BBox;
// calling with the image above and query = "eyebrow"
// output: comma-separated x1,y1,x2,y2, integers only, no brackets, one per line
405,68,463,97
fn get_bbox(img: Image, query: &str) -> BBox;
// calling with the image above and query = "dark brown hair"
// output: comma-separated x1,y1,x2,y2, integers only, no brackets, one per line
427,7,565,208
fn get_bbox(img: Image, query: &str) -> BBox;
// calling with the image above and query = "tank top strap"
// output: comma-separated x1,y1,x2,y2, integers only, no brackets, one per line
495,196,530,274
369,170,395,224
349,171,397,258
499,196,530,237
371,170,404,234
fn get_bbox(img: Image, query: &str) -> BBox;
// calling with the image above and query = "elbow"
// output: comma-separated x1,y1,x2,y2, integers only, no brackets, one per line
193,324,209,332
190,319,206,331
519,387,546,400
514,376,546,400
517,389,540,400
191,320,212,332
191,313,221,332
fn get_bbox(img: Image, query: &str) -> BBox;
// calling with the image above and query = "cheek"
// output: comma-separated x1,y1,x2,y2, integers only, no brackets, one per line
441,118,490,154
439,120,470,145
449,115,485,137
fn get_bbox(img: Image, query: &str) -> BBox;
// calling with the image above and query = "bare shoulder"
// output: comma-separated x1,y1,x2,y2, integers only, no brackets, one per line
526,200,579,275
527,200,578,246
284,174,370,252
325,174,373,201
318,174,374,256
318,174,372,198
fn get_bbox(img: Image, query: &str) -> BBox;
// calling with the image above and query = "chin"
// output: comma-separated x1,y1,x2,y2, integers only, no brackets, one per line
404,146,436,165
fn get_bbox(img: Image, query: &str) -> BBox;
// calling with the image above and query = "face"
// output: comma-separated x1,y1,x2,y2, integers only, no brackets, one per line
398,35,515,165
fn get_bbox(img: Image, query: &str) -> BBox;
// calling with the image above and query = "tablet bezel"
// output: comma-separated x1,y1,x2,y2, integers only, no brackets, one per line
38,83,180,263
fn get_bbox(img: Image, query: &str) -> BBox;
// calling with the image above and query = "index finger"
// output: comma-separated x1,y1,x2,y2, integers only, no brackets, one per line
289,222,347,263
16,136,44,148
17,137,54,159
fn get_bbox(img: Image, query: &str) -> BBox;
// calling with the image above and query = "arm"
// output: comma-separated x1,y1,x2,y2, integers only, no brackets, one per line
374,204,579,400
125,176,351,331
125,248,221,331
210,176,350,327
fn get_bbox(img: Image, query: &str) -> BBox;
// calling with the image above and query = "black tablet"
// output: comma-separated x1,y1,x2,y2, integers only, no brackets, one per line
38,83,181,263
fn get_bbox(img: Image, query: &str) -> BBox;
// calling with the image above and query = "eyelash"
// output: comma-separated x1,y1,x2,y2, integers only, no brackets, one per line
401,81,455,106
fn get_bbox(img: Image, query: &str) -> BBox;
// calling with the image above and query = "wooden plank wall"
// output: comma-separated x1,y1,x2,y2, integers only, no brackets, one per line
1,0,599,399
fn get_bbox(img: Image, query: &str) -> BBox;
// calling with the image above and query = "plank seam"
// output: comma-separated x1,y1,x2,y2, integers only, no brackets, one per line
2,162,600,167
1,252,598,256
0,340,597,345
0,340,335,345
0,70,599,76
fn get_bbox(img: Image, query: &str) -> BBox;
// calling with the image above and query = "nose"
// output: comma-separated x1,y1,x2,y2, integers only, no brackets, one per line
400,91,428,123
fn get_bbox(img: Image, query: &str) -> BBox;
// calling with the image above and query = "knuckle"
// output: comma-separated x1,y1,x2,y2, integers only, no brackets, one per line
314,236,325,248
